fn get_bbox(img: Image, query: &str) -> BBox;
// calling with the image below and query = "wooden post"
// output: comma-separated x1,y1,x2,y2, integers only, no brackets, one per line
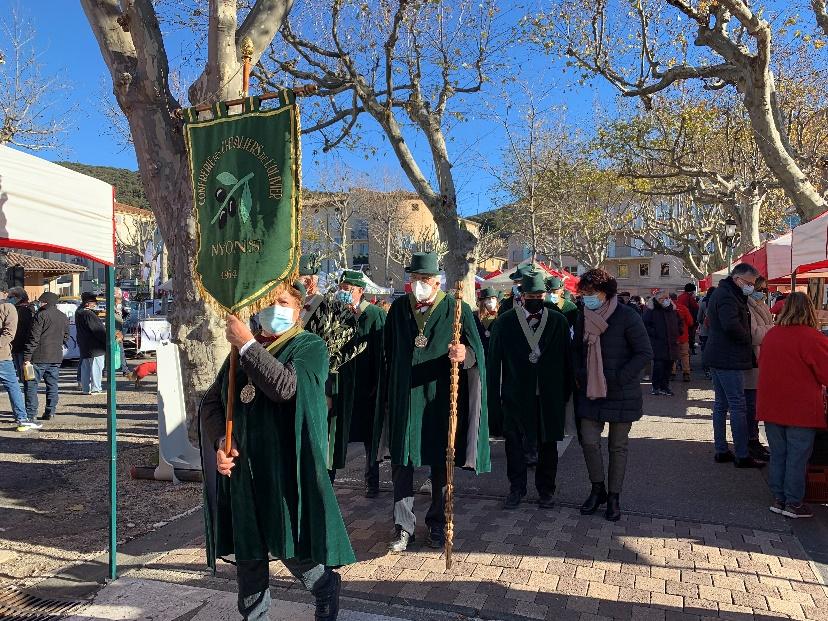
445,281,463,569
224,345,239,455
241,37,254,98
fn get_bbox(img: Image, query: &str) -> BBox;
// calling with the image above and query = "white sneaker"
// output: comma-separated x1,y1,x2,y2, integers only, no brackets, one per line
24,421,43,430
418,479,432,495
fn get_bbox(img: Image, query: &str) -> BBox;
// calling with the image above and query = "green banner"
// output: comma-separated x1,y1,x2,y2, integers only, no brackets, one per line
183,92,301,316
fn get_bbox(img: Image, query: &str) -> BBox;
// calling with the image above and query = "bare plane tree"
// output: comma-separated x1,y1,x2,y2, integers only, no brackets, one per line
0,8,71,150
82,0,294,422
533,0,828,222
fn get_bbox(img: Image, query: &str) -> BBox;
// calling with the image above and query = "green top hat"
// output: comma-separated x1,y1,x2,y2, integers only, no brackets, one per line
545,276,564,292
521,270,547,294
509,264,531,281
478,286,500,300
298,254,321,276
340,269,367,288
405,252,440,276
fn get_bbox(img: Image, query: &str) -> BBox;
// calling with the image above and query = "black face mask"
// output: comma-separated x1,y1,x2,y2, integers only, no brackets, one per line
523,299,544,313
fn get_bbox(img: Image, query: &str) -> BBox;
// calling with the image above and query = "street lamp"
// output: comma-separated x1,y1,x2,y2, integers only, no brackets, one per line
724,218,737,268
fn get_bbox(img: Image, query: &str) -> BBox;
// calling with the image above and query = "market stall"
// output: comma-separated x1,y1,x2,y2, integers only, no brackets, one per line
484,260,579,293
0,145,119,578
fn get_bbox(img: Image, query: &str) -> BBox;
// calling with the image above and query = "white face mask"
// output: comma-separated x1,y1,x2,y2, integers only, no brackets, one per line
412,280,434,302
484,298,498,311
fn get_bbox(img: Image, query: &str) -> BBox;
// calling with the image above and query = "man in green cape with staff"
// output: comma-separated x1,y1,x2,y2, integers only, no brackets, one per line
488,270,573,510
375,251,490,553
200,281,355,621
328,270,386,497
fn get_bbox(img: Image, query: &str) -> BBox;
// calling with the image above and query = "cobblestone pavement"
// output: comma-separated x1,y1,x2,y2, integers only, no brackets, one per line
130,485,827,621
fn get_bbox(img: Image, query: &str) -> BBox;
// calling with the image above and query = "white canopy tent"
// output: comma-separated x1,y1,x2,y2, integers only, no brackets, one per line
766,232,793,281
792,210,828,278
0,145,119,578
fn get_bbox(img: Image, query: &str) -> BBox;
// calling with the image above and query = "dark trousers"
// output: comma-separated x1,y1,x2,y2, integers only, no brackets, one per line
392,463,445,536
651,359,673,391
688,324,698,352
744,388,759,442
25,363,61,419
504,429,558,496
236,558,330,621
328,440,380,489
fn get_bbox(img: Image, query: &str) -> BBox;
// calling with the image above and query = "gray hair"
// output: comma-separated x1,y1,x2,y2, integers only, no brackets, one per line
730,263,760,279
9,287,28,301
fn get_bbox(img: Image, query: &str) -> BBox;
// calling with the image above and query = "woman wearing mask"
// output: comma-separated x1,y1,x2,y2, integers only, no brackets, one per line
757,293,828,518
474,286,500,353
573,269,652,521
200,281,355,620
643,290,682,396
744,276,773,461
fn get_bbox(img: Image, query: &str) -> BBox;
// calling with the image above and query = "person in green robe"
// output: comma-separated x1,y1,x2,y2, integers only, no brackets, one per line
329,269,386,497
498,264,530,314
298,253,327,327
545,276,579,328
200,281,355,621
474,286,500,353
488,270,573,510
375,252,490,553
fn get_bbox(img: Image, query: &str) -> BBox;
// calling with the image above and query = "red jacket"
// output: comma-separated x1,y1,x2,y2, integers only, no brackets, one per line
676,292,699,323
674,303,693,344
757,325,828,429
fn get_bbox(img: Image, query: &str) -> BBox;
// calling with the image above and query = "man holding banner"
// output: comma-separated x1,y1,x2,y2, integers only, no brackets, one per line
186,91,353,620
374,252,490,553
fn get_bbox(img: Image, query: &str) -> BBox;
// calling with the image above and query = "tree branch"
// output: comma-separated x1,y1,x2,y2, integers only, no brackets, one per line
814,0,828,36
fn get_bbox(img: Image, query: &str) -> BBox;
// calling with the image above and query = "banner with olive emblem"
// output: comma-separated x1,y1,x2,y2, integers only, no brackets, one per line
183,91,301,317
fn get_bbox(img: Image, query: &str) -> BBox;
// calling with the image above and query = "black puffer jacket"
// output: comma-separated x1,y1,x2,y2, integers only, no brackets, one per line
702,277,753,371
24,304,70,364
11,303,33,355
573,301,653,423
643,300,682,362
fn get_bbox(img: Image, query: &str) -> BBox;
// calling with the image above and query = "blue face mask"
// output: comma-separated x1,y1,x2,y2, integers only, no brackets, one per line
583,295,602,310
750,291,766,301
258,304,296,334
740,284,754,296
6,297,17,305
512,285,521,297
546,293,559,304
335,290,353,305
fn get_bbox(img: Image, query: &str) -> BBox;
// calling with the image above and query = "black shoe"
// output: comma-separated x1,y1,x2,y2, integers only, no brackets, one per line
388,526,414,553
605,493,621,522
313,572,341,621
538,493,555,509
503,490,524,510
650,389,660,396
714,450,735,463
580,482,608,515
659,389,674,396
427,527,445,549
735,456,766,469
365,487,379,499
749,440,770,462
39,414,53,421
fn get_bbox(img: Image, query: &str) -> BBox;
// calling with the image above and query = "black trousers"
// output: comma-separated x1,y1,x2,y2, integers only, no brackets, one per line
651,359,673,391
504,429,558,496
392,463,446,535
328,440,379,489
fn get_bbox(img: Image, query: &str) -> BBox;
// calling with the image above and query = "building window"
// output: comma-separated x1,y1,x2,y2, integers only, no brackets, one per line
564,265,578,275
617,263,629,278
355,242,369,256
639,263,649,277
660,262,670,277
351,219,368,240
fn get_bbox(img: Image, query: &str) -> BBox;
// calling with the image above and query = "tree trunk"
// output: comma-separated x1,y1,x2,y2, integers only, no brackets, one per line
742,77,826,222
437,215,478,303
735,189,762,255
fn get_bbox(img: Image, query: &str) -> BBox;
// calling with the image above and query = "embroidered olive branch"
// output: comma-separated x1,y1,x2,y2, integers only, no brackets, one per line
211,171,255,225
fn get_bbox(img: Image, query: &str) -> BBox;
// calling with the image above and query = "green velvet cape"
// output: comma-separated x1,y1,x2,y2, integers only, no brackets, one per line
202,330,355,569
329,302,386,469
373,293,491,472
546,298,579,328
487,308,573,443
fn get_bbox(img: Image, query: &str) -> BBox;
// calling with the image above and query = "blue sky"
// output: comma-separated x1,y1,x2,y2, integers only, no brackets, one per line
1,1,617,217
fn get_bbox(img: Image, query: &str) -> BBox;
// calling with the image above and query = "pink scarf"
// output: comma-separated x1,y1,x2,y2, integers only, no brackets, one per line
583,295,619,400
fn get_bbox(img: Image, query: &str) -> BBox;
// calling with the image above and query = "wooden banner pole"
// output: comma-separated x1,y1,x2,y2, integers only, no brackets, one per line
241,37,253,98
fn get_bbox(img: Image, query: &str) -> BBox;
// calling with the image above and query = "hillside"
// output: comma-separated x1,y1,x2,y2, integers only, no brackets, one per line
58,162,150,211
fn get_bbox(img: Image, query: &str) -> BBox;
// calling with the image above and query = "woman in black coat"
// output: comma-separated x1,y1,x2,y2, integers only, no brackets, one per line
643,290,683,397
573,269,653,521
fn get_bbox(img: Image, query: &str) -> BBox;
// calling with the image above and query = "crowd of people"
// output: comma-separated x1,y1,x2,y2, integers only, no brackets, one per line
1,287,131,432
201,251,828,621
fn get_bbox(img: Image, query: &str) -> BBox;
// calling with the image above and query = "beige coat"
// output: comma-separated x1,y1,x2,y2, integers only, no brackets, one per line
743,298,774,390
0,302,18,361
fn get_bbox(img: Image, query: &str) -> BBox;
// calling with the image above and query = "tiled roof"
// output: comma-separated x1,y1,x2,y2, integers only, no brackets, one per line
114,202,154,218
6,252,87,274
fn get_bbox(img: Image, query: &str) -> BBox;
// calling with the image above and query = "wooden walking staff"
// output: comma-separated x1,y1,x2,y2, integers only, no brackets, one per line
445,281,464,569
223,37,254,456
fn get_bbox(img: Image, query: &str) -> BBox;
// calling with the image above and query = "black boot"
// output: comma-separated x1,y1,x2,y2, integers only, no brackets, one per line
580,483,608,515
605,493,621,522
313,571,341,621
